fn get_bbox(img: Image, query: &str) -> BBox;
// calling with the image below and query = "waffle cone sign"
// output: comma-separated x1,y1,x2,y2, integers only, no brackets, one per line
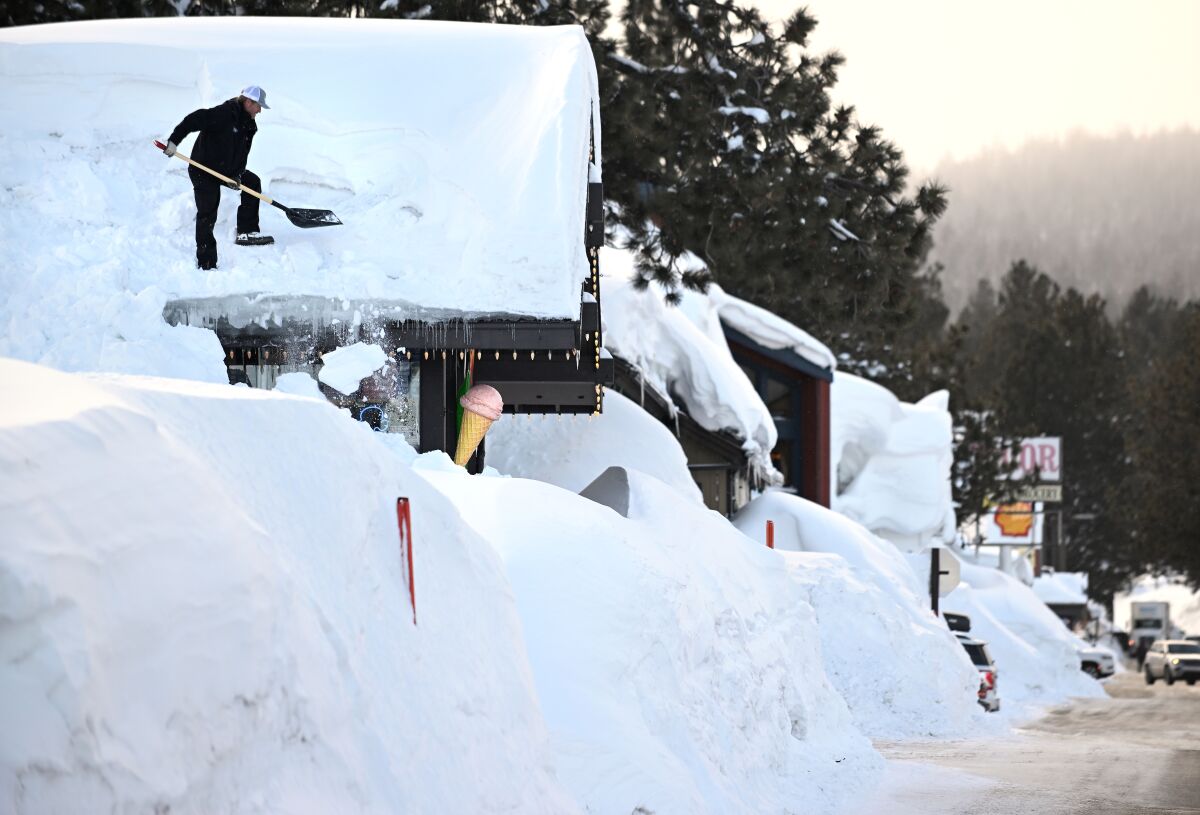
454,410,494,466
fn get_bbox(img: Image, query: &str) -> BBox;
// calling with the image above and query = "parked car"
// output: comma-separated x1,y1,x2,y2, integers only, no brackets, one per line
956,632,1000,712
1078,646,1116,679
1143,640,1200,686
942,611,971,633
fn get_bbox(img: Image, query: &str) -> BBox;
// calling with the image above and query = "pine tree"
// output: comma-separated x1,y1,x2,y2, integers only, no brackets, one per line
1120,293,1199,586
951,262,1139,600
606,1,946,367
2,0,185,26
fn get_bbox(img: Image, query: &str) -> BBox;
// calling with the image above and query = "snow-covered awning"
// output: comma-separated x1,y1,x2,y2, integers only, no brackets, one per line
711,287,836,374
0,18,600,321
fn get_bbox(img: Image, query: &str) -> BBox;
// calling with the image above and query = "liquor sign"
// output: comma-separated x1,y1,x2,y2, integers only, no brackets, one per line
1015,484,1063,503
1004,436,1062,482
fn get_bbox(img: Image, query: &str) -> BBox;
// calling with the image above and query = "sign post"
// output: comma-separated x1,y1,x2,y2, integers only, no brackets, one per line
929,547,961,614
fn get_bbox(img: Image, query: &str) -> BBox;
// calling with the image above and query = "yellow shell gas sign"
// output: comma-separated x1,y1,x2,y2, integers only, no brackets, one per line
979,498,1043,544
993,502,1035,537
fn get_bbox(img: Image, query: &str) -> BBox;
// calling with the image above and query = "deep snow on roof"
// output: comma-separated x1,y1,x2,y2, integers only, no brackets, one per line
710,286,836,372
0,18,599,328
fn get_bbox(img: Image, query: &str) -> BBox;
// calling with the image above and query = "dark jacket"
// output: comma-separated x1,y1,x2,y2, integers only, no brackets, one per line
169,98,257,179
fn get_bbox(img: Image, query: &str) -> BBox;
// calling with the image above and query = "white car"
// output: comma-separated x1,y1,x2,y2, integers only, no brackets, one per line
1078,646,1116,679
956,632,1000,712
1144,640,1200,686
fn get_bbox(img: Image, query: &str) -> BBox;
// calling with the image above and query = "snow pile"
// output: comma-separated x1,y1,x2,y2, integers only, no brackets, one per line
420,465,880,815
827,373,1098,714
734,492,985,739
709,284,836,371
0,359,577,814
1032,570,1089,606
1115,575,1200,637
0,18,599,377
487,389,703,503
488,381,983,743
830,372,957,551
601,248,778,480
2,358,887,815
942,555,1103,713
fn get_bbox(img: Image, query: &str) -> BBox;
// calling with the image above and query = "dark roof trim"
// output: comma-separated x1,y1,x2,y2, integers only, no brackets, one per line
721,324,834,382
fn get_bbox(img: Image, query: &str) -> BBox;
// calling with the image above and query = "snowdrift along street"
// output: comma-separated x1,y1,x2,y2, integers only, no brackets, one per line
0,358,999,814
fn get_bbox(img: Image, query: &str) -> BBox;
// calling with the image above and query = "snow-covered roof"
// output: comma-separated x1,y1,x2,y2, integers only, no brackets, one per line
600,247,780,482
710,287,837,372
0,18,599,326
1032,571,1089,606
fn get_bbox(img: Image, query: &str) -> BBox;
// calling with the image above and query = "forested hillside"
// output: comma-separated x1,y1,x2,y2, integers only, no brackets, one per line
930,130,1200,313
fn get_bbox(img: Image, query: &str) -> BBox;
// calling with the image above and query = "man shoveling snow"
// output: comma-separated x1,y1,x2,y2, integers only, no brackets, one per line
162,85,275,269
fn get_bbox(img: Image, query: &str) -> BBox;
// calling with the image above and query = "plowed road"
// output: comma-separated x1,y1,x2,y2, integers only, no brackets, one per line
845,669,1200,814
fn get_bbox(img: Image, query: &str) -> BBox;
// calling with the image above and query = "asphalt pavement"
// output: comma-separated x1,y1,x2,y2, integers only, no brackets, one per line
843,669,1200,814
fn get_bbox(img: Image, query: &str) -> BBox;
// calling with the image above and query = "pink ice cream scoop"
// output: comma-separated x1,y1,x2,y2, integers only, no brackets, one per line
460,383,504,420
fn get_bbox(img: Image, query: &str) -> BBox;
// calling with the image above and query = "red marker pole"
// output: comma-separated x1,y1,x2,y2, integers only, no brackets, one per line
396,497,416,625
766,520,775,549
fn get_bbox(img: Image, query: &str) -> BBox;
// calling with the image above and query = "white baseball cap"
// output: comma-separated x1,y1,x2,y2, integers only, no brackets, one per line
240,85,270,109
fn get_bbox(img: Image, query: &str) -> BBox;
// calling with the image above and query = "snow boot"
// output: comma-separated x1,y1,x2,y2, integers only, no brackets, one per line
236,232,275,246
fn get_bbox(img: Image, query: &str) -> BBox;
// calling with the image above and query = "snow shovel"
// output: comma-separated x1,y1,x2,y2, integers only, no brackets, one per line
154,140,342,228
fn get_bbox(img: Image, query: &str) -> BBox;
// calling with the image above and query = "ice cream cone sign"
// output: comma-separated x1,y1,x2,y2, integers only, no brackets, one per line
454,384,504,467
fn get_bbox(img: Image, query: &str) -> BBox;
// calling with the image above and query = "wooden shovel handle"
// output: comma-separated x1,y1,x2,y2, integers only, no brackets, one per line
154,139,276,206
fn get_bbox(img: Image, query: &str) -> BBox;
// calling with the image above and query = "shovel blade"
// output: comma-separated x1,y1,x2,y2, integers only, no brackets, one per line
285,208,343,228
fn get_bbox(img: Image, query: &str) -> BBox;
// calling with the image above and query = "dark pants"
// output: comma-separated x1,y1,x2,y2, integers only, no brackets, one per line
190,168,262,269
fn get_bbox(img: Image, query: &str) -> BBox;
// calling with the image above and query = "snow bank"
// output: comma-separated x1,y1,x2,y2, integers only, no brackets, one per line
601,248,778,480
942,556,1103,714
0,358,578,814
487,388,703,503
0,18,599,377
489,383,983,744
420,466,880,815
827,372,1097,715
1032,570,1089,606
734,492,985,739
1115,575,1200,637
830,372,956,551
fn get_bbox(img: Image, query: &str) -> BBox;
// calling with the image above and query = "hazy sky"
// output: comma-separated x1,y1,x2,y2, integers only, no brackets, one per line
755,0,1200,174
